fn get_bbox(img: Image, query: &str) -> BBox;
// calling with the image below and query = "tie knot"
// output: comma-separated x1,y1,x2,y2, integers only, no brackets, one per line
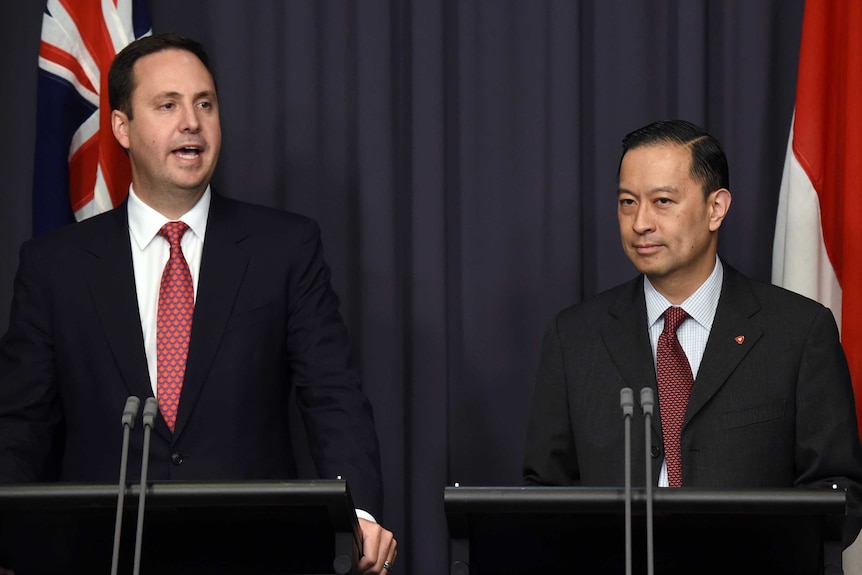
159,221,190,247
663,306,689,335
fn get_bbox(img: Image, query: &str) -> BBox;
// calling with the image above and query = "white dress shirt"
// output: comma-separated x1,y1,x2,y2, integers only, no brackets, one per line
127,185,210,397
644,256,723,486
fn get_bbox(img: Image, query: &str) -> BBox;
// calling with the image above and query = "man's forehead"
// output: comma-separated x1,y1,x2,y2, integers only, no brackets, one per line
131,50,216,95
621,144,692,173
132,49,211,79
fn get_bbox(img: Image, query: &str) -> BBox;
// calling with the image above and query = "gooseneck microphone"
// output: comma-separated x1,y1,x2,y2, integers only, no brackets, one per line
620,387,635,575
133,397,158,575
112,396,141,575
640,387,656,575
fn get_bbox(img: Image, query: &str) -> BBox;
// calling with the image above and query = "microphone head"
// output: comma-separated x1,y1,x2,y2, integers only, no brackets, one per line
142,397,159,428
640,387,655,415
122,396,141,428
620,387,634,416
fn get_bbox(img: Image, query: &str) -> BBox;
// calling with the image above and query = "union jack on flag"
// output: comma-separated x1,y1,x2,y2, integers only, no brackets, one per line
33,0,151,235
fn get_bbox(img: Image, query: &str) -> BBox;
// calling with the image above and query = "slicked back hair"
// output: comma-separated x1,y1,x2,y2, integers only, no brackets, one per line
108,33,216,120
618,120,729,197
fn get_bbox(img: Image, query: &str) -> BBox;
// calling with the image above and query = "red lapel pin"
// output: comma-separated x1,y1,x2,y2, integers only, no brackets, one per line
735,335,745,344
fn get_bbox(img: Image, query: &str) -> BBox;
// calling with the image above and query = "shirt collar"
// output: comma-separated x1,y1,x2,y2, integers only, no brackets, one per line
644,256,724,331
127,185,211,251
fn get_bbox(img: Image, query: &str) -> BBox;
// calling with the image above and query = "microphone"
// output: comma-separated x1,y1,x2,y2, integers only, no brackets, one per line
640,387,655,575
620,387,634,575
112,396,141,575
133,397,158,575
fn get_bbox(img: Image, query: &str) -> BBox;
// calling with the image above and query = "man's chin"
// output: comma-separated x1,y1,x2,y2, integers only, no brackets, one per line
627,254,664,277
172,177,211,194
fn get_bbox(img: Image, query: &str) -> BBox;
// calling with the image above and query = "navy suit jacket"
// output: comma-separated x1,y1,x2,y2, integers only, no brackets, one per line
524,263,862,498
0,193,383,517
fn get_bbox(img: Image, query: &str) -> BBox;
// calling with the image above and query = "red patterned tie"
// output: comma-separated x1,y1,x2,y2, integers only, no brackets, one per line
656,306,693,487
156,221,194,432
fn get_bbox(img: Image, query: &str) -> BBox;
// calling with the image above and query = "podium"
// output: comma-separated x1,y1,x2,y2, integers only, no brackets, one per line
445,486,847,575
0,480,361,575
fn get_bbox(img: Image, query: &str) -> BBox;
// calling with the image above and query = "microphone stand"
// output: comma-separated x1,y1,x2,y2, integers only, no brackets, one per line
620,387,634,575
133,398,158,575
112,396,140,575
640,387,655,575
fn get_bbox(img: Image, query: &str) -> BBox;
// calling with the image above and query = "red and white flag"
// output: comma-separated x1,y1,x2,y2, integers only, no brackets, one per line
772,0,862,440
33,0,150,235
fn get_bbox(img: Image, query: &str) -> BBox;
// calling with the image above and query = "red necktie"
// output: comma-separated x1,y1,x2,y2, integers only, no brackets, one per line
656,306,693,487
156,221,194,432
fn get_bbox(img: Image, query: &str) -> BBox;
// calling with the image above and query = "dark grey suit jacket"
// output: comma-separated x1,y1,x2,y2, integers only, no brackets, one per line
0,193,383,517
524,263,862,496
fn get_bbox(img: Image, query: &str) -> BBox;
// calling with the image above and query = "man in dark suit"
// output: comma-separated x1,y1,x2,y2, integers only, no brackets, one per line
523,120,862,550
0,33,396,574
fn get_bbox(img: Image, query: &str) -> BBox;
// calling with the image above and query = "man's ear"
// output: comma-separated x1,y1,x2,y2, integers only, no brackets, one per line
708,188,731,232
111,109,130,150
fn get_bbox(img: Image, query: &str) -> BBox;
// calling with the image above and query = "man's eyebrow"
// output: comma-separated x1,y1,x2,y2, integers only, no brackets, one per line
150,91,182,101
149,90,218,101
617,185,679,194
648,186,679,194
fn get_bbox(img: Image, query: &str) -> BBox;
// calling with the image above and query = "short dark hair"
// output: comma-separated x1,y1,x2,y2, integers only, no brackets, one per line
619,120,729,196
108,33,216,119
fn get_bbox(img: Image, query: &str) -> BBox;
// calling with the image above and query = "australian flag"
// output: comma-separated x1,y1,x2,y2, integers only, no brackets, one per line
33,0,151,236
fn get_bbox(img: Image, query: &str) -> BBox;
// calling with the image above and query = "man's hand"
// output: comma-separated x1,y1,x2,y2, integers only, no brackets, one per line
357,518,397,574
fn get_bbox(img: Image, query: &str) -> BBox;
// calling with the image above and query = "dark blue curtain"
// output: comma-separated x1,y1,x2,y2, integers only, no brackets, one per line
0,1,805,573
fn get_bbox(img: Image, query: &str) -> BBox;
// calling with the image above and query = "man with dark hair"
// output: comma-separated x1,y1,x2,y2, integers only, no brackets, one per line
0,33,396,574
107,33,217,118
619,119,729,198
523,119,862,552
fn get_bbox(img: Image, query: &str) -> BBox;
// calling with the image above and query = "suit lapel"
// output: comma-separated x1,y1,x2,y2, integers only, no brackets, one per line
602,278,660,432
174,194,250,437
599,266,764,459
84,204,153,402
684,265,762,427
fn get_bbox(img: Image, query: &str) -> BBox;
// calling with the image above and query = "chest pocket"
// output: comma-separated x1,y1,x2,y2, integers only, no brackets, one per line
721,401,786,430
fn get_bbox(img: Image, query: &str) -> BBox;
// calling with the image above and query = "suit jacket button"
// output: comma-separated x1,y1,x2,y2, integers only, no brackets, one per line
650,445,661,458
170,452,183,465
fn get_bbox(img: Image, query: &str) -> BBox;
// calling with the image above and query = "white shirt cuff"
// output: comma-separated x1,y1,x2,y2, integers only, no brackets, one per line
355,509,377,523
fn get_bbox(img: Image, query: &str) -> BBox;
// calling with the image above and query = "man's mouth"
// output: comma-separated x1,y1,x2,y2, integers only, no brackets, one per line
173,146,202,159
633,244,662,255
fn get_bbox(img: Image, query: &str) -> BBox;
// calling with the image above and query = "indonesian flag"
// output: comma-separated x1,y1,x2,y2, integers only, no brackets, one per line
33,0,150,235
772,0,862,441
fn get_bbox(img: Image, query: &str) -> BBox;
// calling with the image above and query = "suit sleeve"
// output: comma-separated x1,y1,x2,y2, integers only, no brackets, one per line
0,241,62,483
794,306,862,489
794,306,862,545
523,315,581,485
286,220,384,518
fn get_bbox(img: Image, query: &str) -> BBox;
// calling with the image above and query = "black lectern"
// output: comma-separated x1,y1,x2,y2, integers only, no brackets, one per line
0,480,361,575
445,486,847,575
